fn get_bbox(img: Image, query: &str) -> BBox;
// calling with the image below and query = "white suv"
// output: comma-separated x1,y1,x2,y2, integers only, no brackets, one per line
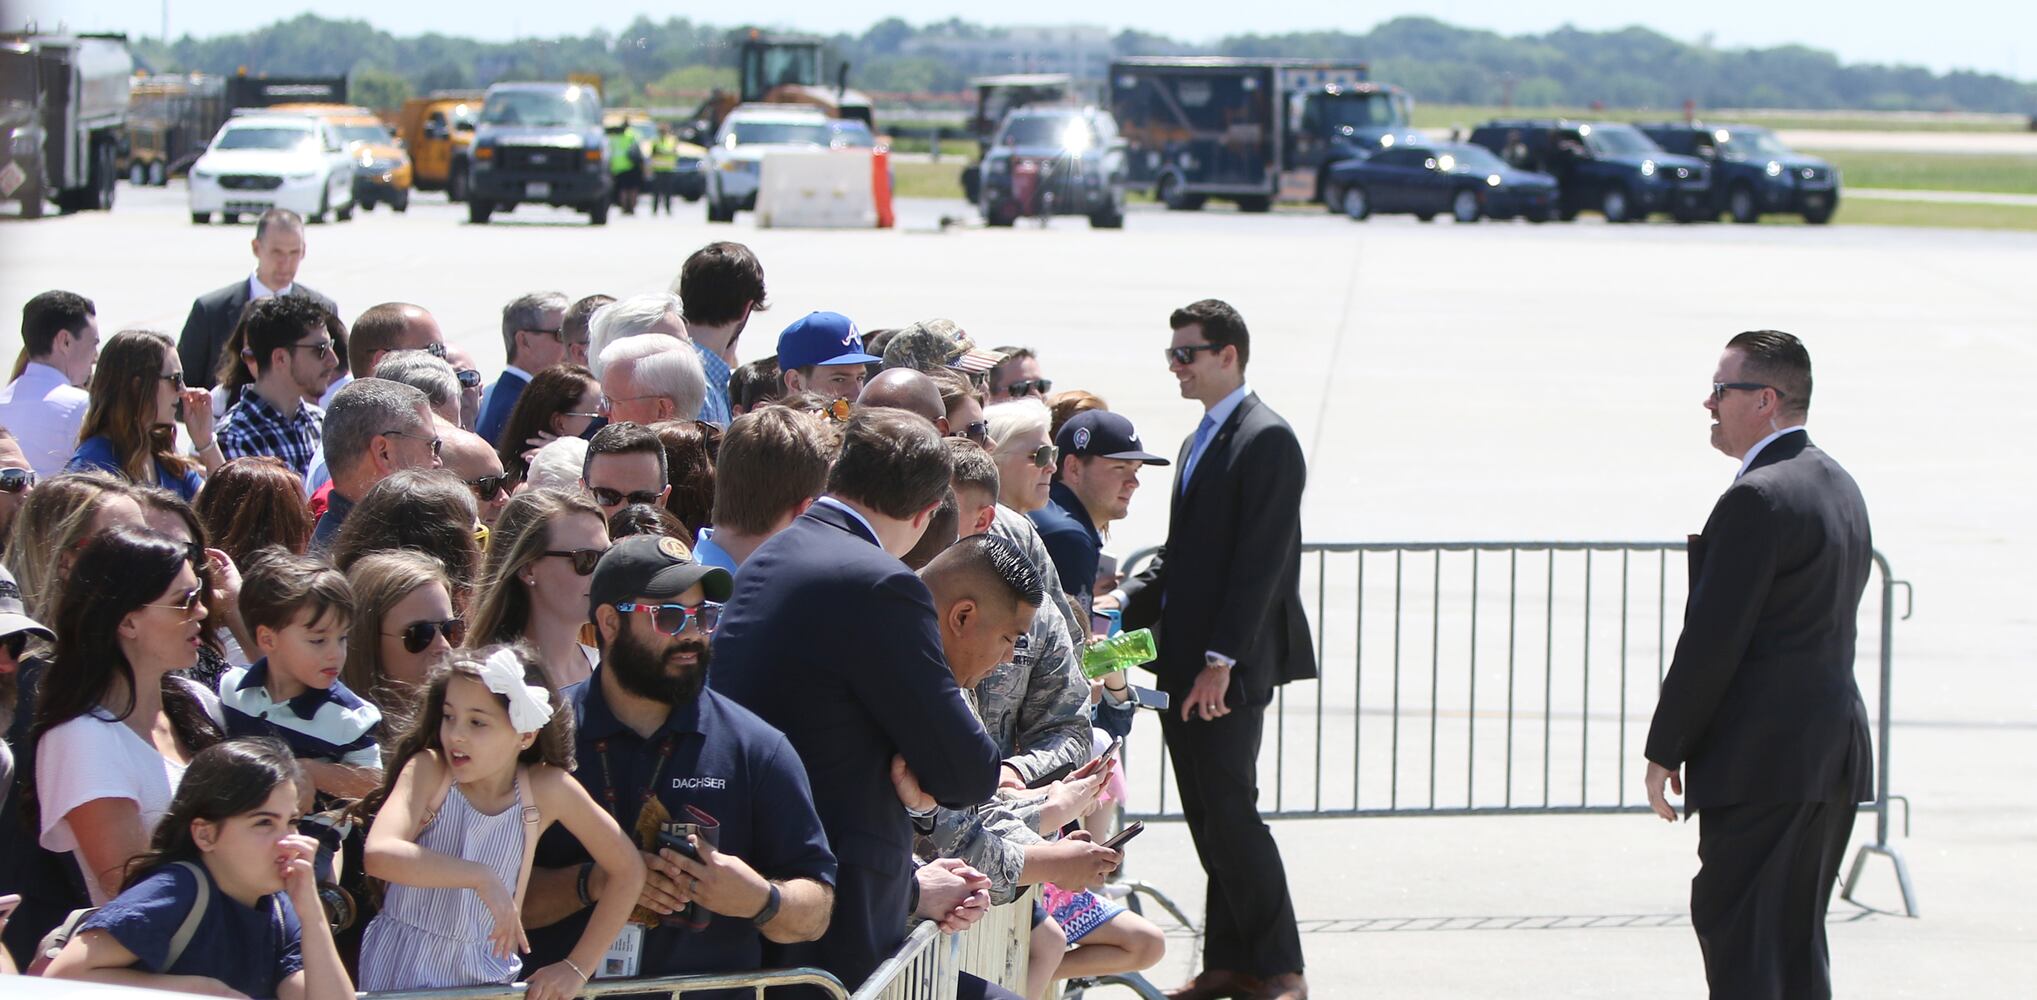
188,113,357,225
704,104,833,223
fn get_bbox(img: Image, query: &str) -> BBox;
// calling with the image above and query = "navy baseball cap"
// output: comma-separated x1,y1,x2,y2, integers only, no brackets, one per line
777,311,880,371
588,535,733,622
1056,410,1170,465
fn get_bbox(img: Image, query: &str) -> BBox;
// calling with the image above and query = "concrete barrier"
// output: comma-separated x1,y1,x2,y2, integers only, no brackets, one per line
756,150,878,229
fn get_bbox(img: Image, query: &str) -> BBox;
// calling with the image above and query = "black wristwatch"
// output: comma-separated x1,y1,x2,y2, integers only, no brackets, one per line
751,881,782,927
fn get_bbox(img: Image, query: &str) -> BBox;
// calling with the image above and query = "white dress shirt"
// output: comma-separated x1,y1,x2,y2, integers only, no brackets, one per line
0,361,92,476
249,273,292,301
1737,425,1806,479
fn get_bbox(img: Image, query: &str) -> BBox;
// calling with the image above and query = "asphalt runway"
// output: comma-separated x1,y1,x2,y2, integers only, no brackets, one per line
3,183,2033,995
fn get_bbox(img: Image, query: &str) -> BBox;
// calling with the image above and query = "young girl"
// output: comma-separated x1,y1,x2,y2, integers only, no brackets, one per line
44,738,354,1000
357,645,642,1000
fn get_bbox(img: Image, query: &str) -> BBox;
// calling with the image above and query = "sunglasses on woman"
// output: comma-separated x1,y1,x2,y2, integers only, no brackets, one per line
0,467,36,494
1025,443,1059,469
542,548,604,575
390,617,466,654
143,587,205,620
467,472,517,500
615,600,722,637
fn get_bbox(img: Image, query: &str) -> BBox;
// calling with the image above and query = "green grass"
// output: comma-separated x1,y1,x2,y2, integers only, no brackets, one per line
891,160,966,200
1411,103,2031,134
1797,149,2037,195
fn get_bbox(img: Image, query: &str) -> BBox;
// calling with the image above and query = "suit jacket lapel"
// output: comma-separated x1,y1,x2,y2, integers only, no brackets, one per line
1176,393,1257,514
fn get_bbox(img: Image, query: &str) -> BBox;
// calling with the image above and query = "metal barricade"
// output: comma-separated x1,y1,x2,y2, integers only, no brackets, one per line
1117,541,1916,916
359,967,848,1000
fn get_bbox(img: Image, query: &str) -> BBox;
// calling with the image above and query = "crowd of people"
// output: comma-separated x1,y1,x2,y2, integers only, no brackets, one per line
0,206,1330,1000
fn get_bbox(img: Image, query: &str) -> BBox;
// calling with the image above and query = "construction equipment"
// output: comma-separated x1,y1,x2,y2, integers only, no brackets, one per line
680,29,874,143
395,91,481,198
1,31,132,217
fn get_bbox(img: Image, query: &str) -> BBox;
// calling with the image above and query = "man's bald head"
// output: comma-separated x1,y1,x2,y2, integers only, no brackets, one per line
859,368,945,427
439,423,508,525
350,302,444,376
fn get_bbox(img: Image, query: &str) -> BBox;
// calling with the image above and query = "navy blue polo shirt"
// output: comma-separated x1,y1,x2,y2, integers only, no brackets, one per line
526,668,836,979
81,861,303,998
1030,481,1102,600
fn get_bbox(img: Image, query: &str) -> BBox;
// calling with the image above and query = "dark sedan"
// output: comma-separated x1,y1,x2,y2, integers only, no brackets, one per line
1325,143,1558,222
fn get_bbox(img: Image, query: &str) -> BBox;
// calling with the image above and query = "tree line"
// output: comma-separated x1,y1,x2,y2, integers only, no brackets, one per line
130,14,2036,115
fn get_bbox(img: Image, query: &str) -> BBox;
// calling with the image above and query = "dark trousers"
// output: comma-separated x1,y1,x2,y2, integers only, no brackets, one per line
1156,696,1304,978
1692,798,1859,1000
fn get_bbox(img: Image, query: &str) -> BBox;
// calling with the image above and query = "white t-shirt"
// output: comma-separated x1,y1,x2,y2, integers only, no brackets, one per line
36,708,190,899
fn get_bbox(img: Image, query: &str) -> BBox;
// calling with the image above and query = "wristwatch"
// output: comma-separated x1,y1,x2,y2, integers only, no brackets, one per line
751,881,782,927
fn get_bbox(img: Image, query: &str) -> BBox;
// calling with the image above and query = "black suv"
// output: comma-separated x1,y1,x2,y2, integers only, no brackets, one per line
466,82,611,226
1637,123,1838,224
978,107,1128,229
1467,120,1711,223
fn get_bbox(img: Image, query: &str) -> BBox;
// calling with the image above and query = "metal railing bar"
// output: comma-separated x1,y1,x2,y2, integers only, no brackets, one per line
1429,549,1442,810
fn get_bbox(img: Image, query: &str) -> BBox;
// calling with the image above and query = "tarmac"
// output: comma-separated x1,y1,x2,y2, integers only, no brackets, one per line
3,185,2034,997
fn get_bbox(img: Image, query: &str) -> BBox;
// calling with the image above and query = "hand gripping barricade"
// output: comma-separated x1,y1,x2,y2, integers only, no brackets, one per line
1107,540,1917,966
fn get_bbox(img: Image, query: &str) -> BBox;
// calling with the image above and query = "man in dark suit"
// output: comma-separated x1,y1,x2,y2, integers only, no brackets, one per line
177,208,337,390
1110,299,1314,1000
1645,330,1873,1000
711,407,1004,992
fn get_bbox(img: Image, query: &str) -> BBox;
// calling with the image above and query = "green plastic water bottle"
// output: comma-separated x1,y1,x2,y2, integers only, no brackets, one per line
1082,628,1157,679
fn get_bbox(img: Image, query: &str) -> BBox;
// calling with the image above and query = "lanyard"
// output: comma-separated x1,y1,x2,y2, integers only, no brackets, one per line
593,735,677,828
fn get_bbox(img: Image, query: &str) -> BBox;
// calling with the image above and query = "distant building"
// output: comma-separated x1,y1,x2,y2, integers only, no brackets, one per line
905,25,1115,83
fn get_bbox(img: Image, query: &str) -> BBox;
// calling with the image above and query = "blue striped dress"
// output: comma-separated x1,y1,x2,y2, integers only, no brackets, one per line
358,777,530,990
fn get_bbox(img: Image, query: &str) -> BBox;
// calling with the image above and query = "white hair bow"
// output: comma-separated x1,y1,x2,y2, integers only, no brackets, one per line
476,648,556,734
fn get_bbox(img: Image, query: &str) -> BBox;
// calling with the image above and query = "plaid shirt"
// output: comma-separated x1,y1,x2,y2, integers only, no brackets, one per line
693,341,733,428
216,389,323,479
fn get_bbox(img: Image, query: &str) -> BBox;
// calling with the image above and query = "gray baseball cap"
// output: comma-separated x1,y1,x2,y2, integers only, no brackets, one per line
0,564,52,642
883,318,1008,375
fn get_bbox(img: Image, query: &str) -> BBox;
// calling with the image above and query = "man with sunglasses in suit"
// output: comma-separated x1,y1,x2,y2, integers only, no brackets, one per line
1644,331,1873,1000
1104,299,1314,1000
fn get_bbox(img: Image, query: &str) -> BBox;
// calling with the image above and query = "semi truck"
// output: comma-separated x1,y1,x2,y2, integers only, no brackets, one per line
1,32,132,218
1109,57,1420,211
121,73,229,185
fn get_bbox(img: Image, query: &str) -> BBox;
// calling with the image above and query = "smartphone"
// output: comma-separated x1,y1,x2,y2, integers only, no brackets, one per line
1100,822,1144,852
1075,737,1123,779
657,824,704,862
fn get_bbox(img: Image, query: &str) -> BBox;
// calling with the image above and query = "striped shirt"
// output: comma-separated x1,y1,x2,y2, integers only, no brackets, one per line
218,659,381,768
216,389,324,480
358,776,530,989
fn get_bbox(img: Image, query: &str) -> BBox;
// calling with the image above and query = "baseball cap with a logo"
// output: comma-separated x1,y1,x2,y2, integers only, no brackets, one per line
777,311,881,371
588,535,734,623
1056,410,1170,465
0,564,52,644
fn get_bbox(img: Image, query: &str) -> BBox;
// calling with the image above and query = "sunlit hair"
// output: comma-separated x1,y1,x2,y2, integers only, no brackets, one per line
330,468,481,604
76,329,196,485
651,419,718,540
194,457,312,566
3,470,131,620
495,363,597,481
466,488,604,658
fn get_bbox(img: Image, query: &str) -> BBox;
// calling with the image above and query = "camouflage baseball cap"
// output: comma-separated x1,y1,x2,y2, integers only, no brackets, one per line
882,318,1008,375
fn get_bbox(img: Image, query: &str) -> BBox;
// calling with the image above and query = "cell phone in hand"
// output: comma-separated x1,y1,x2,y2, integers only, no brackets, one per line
1100,822,1144,852
1076,738,1123,779
0,892,21,921
657,824,705,862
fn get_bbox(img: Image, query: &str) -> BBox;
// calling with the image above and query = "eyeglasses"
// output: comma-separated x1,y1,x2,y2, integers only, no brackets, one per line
1166,344,1222,366
561,410,605,420
599,394,665,415
143,587,205,620
1711,381,1784,402
390,617,466,654
159,371,187,390
542,548,605,575
423,342,448,360
590,486,664,509
456,368,482,389
615,600,723,636
951,420,992,448
467,471,516,500
1025,443,1059,469
0,467,36,493
287,339,336,356
1003,378,1053,397
382,429,443,458
528,326,566,341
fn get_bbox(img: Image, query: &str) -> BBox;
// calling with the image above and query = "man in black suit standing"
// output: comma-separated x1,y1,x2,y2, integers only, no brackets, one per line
711,407,1004,993
1109,299,1314,1000
177,208,337,390
1645,330,1873,1000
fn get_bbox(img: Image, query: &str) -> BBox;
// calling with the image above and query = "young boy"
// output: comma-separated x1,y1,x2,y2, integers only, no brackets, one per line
218,549,381,805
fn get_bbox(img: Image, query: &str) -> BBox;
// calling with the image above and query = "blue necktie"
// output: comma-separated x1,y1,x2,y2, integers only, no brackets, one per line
1180,414,1217,491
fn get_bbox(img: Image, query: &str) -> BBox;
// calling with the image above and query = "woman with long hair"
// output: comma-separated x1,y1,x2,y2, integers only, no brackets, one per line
465,488,608,691
494,364,601,482
330,468,482,607
134,486,255,685
2,470,144,620
342,550,459,724
193,456,313,567
31,526,225,903
66,329,223,500
43,738,354,1000
651,419,718,540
